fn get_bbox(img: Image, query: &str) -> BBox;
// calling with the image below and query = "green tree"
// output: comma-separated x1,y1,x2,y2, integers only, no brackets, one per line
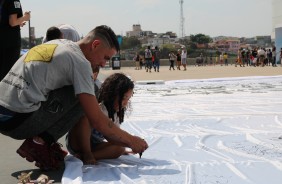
190,34,212,44
179,37,190,48
34,37,44,45
120,37,141,50
189,42,197,49
21,38,29,49
160,44,174,59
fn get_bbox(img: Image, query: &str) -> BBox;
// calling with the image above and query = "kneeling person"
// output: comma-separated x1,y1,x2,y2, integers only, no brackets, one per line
67,73,135,164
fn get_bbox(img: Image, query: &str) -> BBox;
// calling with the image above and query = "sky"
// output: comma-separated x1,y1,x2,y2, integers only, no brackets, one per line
20,0,273,38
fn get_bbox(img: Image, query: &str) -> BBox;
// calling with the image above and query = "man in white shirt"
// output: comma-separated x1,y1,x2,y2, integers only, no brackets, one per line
181,47,187,71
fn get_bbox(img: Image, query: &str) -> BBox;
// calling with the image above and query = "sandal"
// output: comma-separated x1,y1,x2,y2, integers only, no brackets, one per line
18,171,54,184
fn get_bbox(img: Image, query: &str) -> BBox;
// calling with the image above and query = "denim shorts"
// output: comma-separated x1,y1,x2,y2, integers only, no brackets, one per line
0,86,84,144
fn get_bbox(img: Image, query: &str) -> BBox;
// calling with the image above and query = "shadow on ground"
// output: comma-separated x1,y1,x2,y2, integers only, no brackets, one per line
12,165,65,183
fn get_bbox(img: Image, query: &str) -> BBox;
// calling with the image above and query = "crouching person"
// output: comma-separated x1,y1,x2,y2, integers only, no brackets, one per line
0,25,148,170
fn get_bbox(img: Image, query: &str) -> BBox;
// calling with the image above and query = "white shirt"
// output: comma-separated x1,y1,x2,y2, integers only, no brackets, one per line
181,50,187,58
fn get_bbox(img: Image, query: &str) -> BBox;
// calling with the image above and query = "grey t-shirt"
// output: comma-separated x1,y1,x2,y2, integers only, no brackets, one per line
0,39,94,113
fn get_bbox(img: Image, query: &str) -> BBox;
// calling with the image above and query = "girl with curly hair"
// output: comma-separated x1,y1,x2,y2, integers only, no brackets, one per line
67,73,134,164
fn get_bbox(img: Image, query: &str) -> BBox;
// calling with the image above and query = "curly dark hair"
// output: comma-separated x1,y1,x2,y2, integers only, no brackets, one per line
98,73,134,124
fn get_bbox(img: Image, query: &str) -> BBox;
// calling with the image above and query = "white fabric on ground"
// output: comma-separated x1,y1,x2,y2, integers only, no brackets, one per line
62,75,282,184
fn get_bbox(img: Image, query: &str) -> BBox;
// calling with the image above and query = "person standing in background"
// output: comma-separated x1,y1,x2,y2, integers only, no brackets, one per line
251,48,258,67
280,48,282,67
134,52,140,70
272,46,277,67
0,0,30,81
176,49,181,70
139,57,143,70
223,53,228,66
267,48,272,66
168,51,176,70
181,47,187,71
153,46,160,72
219,53,223,66
144,46,152,72
209,54,213,66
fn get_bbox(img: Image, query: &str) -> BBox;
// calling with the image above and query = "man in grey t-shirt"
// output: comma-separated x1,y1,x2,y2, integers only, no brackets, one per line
0,25,148,170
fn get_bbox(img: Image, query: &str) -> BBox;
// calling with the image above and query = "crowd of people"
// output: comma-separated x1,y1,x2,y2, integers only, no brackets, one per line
235,47,280,67
133,46,282,71
133,46,189,72
193,47,281,67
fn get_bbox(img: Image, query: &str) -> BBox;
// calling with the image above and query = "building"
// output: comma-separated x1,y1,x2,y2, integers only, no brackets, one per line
214,40,240,54
126,24,155,38
272,0,282,38
272,0,282,63
126,24,178,48
213,36,238,42
126,24,142,37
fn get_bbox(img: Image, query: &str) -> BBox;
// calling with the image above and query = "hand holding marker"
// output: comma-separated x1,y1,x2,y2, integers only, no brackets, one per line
139,138,145,159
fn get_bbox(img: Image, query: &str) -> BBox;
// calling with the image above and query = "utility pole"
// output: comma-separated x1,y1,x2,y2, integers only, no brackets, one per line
179,0,185,38
28,19,31,49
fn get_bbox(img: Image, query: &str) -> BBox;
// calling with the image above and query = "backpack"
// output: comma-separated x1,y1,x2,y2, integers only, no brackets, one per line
154,50,160,60
145,49,152,58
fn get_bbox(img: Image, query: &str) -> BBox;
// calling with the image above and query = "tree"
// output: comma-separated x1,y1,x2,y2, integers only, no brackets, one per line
21,38,29,49
160,44,174,59
21,37,44,49
120,37,141,50
190,34,212,44
34,37,44,45
179,37,189,46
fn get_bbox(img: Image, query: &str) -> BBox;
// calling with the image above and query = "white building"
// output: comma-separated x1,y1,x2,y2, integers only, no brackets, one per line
272,0,282,38
272,0,282,64
126,24,142,37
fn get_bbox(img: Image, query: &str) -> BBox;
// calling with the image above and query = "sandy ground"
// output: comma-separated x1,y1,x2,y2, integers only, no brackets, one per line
99,65,282,81
0,65,281,184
